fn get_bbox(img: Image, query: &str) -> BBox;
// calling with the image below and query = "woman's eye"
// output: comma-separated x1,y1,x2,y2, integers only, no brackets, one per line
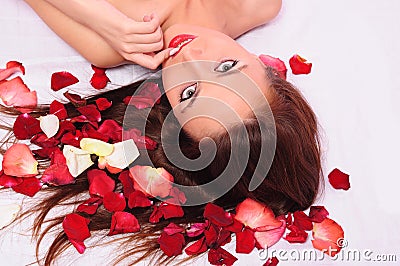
180,83,197,102
214,60,239,73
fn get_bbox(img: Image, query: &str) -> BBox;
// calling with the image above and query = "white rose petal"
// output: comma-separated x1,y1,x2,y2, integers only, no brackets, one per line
63,145,94,177
39,114,60,138
0,204,21,230
103,139,139,170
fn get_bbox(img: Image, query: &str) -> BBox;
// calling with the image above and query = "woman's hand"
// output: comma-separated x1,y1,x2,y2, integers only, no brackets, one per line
97,13,171,69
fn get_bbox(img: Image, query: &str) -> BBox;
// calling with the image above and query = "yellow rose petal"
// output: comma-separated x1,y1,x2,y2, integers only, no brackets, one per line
80,138,114,156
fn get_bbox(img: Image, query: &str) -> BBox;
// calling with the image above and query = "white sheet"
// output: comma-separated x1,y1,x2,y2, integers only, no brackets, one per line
1,0,400,265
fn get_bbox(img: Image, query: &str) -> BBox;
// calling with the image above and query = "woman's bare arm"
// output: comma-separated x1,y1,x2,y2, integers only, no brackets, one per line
24,0,170,68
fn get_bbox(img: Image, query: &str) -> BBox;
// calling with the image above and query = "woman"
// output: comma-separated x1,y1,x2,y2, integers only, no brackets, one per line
2,0,321,265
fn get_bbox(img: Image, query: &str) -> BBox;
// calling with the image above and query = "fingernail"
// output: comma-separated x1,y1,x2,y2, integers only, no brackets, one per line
169,48,179,56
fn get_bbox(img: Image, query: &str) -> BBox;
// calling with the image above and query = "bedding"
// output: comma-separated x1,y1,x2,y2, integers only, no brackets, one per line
1,0,399,265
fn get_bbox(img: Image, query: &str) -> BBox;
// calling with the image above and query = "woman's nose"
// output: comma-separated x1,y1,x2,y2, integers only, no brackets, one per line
182,46,204,61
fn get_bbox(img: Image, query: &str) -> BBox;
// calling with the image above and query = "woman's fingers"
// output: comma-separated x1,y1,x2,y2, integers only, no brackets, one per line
125,49,172,70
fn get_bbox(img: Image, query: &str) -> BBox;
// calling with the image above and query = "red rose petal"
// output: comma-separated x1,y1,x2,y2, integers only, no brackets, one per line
118,170,135,198
41,163,75,186
236,228,256,254
54,121,76,140
309,206,329,223
32,147,60,158
254,218,286,249
97,119,122,143
77,197,103,215
137,82,161,104
204,203,233,227
165,187,187,205
95,98,112,111
87,169,115,197
0,170,23,187
128,190,152,208
0,77,37,108
82,124,109,142
123,96,156,109
185,236,208,255
328,168,350,190
259,54,287,79
49,100,68,120
0,61,25,81
284,225,308,243
12,177,42,197
13,113,42,140
123,128,157,150
204,224,231,248
289,54,312,75
77,104,101,122
149,203,184,223
51,71,79,91
31,133,60,148
90,73,110,90
186,222,207,237
63,91,87,107
158,231,185,257
2,143,38,177
108,211,140,236
263,256,279,266
224,216,243,233
62,213,91,253
293,211,313,231
103,192,126,212
164,223,185,236
312,218,344,256
91,65,106,74
208,247,237,266
60,130,83,148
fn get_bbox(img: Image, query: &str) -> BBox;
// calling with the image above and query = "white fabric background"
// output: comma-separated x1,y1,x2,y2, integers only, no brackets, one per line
1,0,399,265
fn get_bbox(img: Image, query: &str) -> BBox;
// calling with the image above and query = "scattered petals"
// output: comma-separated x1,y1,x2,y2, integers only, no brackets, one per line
118,170,135,198
51,71,79,91
90,66,110,90
87,169,115,197
123,128,157,150
149,203,184,223
164,223,185,236
95,98,112,111
312,218,344,256
60,130,83,148
12,177,42,197
284,225,308,243
0,61,25,81
123,82,161,109
50,100,68,120
0,204,21,230
103,192,126,212
289,54,312,75
130,165,173,198
63,145,94,177
328,168,350,190
13,113,41,140
108,211,140,236
31,133,60,148
82,124,109,142
158,231,185,257
259,54,287,79
32,147,60,158
54,120,76,140
39,114,60,138
309,206,329,223
254,217,286,249
62,213,91,254
41,150,74,186
2,144,38,177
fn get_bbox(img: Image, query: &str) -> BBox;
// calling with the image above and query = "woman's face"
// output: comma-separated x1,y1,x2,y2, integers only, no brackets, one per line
162,25,269,140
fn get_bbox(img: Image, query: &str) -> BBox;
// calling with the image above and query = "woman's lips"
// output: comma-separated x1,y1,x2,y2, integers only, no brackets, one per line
168,34,197,56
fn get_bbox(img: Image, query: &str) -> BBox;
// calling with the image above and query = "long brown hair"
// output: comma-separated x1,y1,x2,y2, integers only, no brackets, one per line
1,67,322,265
